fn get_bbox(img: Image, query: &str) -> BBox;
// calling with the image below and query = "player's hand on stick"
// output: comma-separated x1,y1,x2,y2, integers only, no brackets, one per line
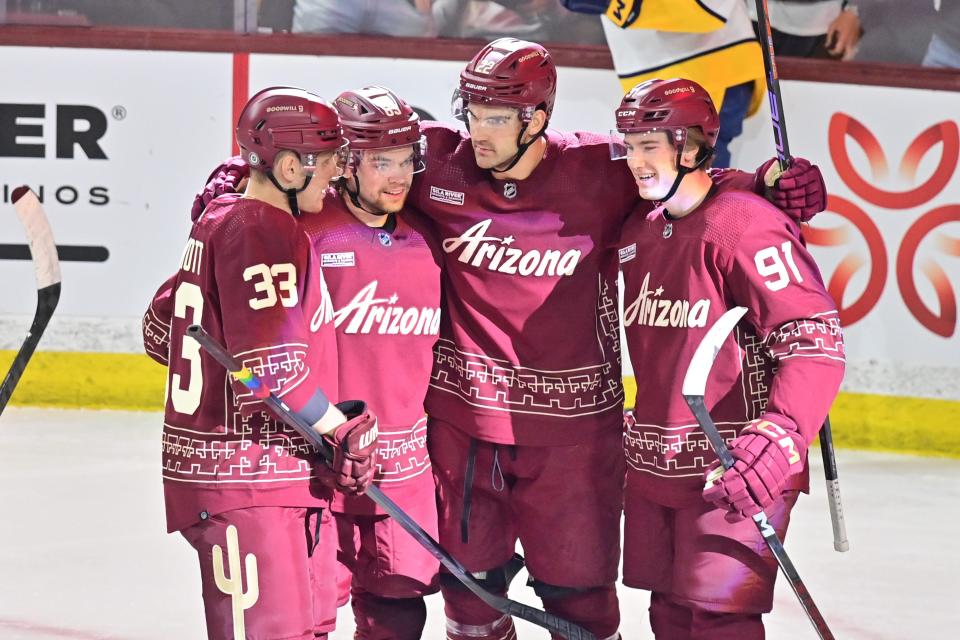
322,401,379,496
702,418,805,523
191,156,250,221
756,157,827,223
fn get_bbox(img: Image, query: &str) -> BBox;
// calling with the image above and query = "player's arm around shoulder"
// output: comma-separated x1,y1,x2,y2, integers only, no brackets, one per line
721,192,845,446
711,156,828,224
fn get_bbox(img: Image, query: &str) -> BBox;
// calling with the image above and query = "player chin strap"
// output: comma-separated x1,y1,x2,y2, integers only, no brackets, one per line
463,102,548,175
266,171,312,217
495,119,548,174
659,132,714,204
344,175,392,220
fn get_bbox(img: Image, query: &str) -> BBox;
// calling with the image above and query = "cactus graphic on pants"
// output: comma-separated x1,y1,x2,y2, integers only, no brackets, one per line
212,524,259,640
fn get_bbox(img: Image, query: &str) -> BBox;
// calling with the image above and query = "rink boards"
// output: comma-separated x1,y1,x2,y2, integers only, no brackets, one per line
0,46,958,456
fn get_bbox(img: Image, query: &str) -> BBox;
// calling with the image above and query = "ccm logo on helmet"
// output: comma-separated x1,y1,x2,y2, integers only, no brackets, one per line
265,104,305,113
664,86,696,96
388,126,413,134
618,110,637,117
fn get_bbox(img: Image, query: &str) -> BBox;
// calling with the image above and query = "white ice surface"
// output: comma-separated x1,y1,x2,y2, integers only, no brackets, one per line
0,408,957,639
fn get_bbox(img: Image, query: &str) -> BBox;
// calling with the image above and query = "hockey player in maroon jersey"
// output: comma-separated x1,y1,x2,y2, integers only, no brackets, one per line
141,87,379,640
404,39,832,640
302,86,443,640
188,39,830,640
613,78,845,639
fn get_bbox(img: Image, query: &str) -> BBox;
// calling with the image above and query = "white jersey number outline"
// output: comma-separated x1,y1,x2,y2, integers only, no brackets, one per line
754,242,804,292
171,282,203,414
244,263,299,310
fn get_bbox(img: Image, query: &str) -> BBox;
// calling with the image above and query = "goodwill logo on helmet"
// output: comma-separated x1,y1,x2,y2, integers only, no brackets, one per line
441,219,581,277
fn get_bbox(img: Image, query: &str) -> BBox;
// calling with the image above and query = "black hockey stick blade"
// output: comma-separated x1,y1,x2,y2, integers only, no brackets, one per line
682,307,836,640
185,325,596,640
819,417,850,551
0,187,62,417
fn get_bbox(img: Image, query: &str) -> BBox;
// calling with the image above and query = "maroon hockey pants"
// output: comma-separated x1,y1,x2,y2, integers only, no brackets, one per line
429,417,623,639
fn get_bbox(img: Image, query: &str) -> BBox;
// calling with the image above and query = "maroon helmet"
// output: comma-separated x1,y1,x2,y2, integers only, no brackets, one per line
334,86,421,150
236,86,346,172
615,78,720,151
453,38,558,121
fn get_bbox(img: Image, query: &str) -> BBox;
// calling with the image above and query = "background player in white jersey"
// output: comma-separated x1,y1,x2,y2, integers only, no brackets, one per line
304,86,443,640
613,78,845,639
191,40,830,640
141,87,379,640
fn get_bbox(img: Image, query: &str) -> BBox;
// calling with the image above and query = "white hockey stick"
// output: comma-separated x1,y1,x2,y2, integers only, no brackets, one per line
683,307,835,640
0,187,62,416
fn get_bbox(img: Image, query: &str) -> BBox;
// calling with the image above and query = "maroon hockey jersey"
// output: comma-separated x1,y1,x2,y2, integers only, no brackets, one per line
407,124,637,446
144,197,339,532
619,188,845,504
408,123,758,446
300,193,442,514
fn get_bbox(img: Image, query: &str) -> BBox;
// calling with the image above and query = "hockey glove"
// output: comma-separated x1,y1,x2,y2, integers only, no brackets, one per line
755,157,827,223
322,400,379,496
702,419,805,523
191,156,250,221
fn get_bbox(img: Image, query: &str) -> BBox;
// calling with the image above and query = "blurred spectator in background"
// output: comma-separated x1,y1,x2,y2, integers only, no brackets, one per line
745,0,862,59
853,0,937,65
293,0,438,37
6,0,233,28
923,0,960,67
562,0,764,168
433,0,605,42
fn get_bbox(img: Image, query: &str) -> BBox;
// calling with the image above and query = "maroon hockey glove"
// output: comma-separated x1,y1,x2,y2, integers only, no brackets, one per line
190,155,250,221
322,401,379,496
702,419,805,523
755,157,827,223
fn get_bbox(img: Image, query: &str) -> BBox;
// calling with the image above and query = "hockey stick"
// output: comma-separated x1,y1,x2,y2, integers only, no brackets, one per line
754,0,849,552
682,307,835,640
754,0,792,171
186,325,596,640
819,416,849,551
0,187,62,417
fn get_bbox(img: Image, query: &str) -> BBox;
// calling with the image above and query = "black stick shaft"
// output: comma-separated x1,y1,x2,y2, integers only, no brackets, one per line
185,325,596,640
754,0,793,170
686,395,835,640
0,283,60,416
755,0,849,551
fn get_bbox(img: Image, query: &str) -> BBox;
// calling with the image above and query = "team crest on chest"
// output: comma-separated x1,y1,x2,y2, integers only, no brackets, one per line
662,223,673,239
377,231,392,247
503,182,517,199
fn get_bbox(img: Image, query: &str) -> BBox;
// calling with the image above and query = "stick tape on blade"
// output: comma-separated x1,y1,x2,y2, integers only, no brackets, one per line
681,306,748,397
12,187,61,289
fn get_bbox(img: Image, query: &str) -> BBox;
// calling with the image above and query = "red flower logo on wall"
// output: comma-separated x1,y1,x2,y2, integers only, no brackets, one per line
802,113,960,337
